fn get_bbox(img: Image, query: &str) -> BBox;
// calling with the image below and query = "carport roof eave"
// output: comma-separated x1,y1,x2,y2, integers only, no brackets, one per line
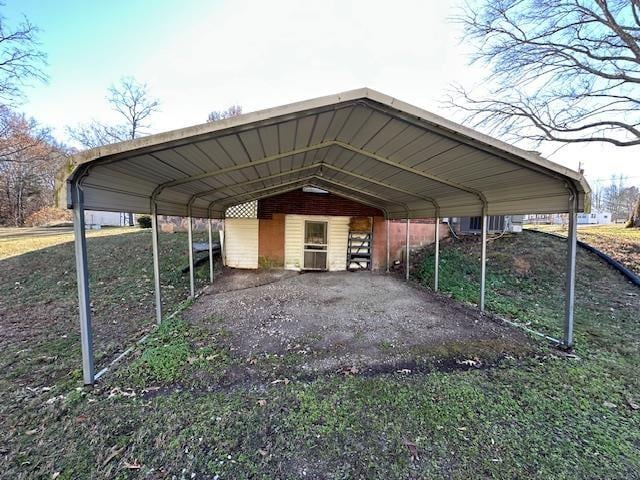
57,87,590,215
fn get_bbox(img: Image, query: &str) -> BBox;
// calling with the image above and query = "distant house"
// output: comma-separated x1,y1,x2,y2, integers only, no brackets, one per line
84,210,128,227
577,210,612,225
222,188,446,271
450,215,524,235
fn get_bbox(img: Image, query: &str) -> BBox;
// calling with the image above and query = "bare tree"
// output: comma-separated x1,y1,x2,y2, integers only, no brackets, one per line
68,77,160,148
67,77,159,225
0,8,47,105
450,0,640,226
65,121,129,149
0,8,48,163
207,105,242,122
107,77,160,139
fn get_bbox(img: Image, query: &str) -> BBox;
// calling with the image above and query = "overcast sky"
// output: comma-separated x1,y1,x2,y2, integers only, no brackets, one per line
6,0,640,189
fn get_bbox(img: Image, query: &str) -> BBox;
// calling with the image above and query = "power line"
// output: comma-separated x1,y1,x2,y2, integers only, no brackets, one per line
588,175,640,185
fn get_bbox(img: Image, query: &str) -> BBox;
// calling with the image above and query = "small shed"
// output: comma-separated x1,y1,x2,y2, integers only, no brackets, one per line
222,189,444,271
55,88,590,384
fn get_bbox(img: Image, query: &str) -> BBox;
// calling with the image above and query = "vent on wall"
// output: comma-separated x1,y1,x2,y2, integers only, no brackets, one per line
225,200,258,218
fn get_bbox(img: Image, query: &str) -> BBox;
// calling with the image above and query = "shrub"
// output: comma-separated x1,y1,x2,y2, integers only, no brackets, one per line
137,215,152,228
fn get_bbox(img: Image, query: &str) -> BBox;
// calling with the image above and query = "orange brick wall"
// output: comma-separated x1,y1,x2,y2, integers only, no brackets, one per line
253,190,447,271
372,218,448,270
258,213,285,267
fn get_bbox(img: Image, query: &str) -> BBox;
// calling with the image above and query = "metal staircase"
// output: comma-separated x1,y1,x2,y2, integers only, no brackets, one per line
347,231,372,270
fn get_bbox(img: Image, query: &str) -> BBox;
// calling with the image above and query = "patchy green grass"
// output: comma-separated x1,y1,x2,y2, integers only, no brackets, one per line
414,232,638,345
1,229,639,478
119,317,232,388
528,223,640,276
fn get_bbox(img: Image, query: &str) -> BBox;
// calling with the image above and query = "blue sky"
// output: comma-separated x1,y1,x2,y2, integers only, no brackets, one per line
5,0,640,189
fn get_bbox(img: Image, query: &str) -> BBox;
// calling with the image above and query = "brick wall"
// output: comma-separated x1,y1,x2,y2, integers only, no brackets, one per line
254,189,447,271
372,218,448,270
258,190,383,219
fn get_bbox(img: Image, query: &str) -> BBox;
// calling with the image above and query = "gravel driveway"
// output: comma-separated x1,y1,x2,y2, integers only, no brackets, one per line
185,270,534,373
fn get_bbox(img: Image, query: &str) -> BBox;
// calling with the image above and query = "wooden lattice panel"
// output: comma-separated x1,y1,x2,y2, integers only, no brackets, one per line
225,200,258,218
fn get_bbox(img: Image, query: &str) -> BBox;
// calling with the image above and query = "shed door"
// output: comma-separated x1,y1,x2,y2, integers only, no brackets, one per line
303,221,328,270
224,218,259,268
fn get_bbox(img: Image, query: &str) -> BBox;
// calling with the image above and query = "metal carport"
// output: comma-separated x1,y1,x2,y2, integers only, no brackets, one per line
56,88,590,384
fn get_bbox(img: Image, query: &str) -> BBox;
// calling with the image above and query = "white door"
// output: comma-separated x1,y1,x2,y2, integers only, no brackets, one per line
224,218,259,268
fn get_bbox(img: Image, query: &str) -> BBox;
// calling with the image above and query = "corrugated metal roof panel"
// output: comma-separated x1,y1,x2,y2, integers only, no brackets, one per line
58,88,589,218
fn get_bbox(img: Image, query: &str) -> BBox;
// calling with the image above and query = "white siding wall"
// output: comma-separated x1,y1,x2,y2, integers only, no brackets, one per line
284,215,304,270
328,216,349,271
224,218,259,268
284,215,349,271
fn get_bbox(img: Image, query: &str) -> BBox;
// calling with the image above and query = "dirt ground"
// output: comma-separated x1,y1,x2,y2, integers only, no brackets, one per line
186,269,534,373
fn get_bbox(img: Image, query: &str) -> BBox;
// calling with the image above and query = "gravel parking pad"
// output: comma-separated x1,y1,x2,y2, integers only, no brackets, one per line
185,270,534,373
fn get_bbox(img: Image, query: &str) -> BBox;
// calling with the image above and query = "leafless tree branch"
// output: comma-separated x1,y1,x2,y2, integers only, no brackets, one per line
449,0,640,147
0,8,47,105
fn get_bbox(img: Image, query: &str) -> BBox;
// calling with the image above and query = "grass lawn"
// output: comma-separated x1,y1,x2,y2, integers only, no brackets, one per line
1,228,639,479
526,223,640,276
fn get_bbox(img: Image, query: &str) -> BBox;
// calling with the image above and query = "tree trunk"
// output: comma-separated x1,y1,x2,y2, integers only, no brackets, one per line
627,196,640,228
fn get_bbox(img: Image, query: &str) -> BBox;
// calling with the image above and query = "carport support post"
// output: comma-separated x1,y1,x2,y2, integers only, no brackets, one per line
480,208,488,312
208,213,214,284
564,195,578,348
405,218,410,281
151,201,162,324
187,207,195,298
386,216,390,273
71,183,95,385
434,216,440,292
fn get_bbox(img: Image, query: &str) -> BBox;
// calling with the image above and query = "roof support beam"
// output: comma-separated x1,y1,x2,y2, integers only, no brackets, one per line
361,100,581,187
210,183,306,213
215,174,404,214
320,164,440,213
215,177,318,209
151,141,484,209
310,176,409,213
332,141,487,205
191,164,322,202
153,142,336,195
209,181,387,221
304,182,392,220
188,162,438,213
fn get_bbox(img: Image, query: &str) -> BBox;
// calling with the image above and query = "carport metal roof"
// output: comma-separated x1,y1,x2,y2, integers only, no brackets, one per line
57,88,590,219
